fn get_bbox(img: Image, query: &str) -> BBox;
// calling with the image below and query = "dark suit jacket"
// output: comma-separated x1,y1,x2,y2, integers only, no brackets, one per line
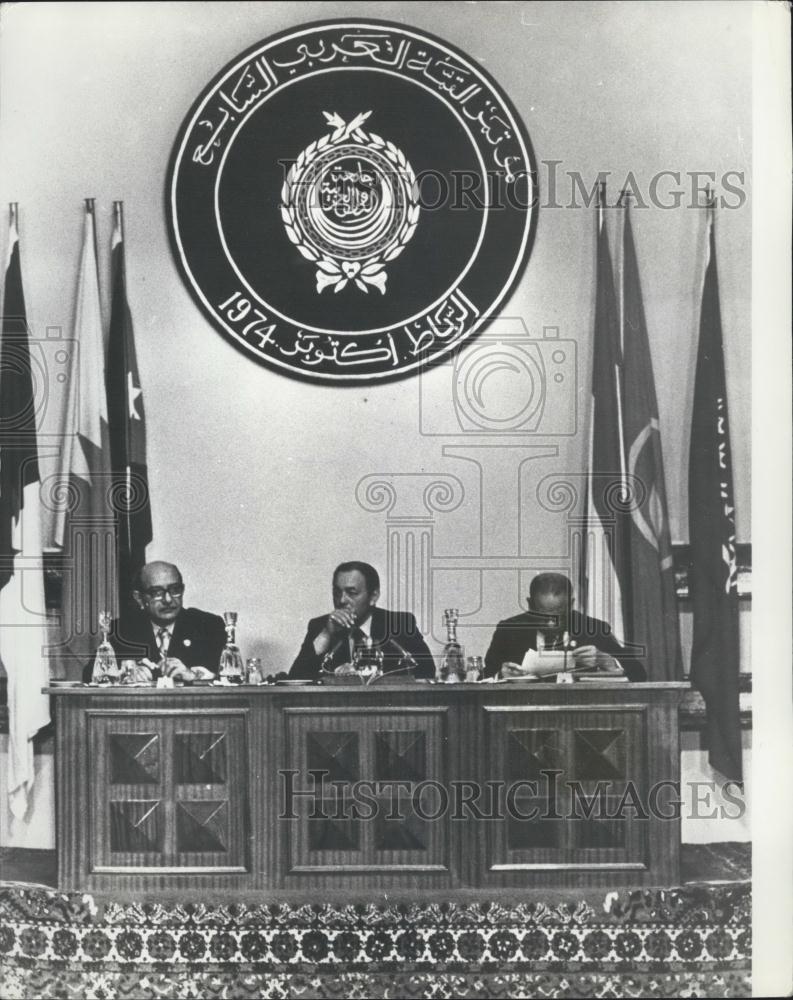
289,607,435,680
483,609,646,681
82,607,227,681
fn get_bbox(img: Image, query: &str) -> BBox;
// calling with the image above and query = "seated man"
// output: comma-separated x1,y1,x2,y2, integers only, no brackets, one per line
82,561,226,683
289,561,435,680
484,572,646,681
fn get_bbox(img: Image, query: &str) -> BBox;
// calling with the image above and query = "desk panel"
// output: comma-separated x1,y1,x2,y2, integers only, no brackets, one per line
48,682,686,897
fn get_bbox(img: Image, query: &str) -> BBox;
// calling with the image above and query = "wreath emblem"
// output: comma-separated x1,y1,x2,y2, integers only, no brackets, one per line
280,111,420,294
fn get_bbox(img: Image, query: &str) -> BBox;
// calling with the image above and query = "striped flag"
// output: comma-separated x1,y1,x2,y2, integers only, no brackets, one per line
688,199,742,781
580,184,631,642
0,204,51,818
52,201,115,673
621,201,683,679
106,202,152,596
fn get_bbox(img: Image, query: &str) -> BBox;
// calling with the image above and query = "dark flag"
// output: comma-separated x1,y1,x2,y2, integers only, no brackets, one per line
580,183,630,642
621,201,683,679
0,203,51,817
106,202,152,595
688,199,742,782
0,207,38,590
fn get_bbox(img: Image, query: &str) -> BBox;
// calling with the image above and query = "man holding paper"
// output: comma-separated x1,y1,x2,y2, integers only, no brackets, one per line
483,573,646,681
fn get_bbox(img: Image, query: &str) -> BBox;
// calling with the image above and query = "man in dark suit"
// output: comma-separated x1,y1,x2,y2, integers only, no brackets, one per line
484,572,646,681
289,561,435,680
83,561,226,682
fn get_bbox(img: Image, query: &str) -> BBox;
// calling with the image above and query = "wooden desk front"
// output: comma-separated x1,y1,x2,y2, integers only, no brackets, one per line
48,682,687,897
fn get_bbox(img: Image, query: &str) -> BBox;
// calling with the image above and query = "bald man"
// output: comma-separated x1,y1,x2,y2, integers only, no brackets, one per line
483,572,646,681
82,561,226,682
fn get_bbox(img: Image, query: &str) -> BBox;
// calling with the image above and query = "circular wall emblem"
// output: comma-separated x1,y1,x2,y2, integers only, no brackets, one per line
167,19,538,383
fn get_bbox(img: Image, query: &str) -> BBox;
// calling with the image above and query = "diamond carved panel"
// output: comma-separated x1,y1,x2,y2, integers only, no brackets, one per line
573,729,627,781
109,799,163,853
374,731,426,783
374,798,428,851
506,729,563,781
306,731,359,784
109,733,160,785
507,800,562,849
175,732,227,785
176,800,229,853
308,796,360,851
575,814,628,850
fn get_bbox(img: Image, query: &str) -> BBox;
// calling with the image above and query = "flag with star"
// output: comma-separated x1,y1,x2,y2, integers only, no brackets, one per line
107,202,152,597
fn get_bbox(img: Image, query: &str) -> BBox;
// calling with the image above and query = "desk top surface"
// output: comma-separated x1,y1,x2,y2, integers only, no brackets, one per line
45,680,691,696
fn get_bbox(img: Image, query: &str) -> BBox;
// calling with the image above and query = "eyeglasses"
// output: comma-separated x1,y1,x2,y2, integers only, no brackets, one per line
141,584,185,600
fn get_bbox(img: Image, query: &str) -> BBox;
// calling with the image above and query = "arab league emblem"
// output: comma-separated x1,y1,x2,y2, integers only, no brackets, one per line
168,20,538,383
281,111,420,295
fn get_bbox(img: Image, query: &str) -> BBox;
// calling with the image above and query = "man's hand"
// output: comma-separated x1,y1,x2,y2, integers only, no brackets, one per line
123,661,153,683
313,608,357,656
500,660,537,678
326,608,357,634
333,662,356,676
572,646,623,674
160,656,193,681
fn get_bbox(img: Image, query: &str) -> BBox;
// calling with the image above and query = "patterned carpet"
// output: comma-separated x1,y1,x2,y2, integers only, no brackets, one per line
0,877,750,998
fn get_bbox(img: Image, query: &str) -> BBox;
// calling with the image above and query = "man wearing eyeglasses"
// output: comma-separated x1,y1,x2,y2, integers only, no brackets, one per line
82,561,226,682
483,572,646,681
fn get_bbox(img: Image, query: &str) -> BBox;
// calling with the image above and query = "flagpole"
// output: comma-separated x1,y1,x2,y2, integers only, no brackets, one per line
113,200,124,242
85,198,100,292
613,190,628,509
111,199,132,557
113,201,127,283
597,179,606,233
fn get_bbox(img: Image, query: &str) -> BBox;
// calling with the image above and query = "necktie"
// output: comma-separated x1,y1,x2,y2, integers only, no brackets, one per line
349,626,365,664
156,627,170,659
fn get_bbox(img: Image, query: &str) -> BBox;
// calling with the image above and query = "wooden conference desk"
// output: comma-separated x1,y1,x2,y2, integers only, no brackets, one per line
47,681,688,898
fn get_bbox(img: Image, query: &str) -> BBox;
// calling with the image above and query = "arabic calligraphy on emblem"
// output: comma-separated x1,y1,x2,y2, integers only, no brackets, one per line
168,21,537,383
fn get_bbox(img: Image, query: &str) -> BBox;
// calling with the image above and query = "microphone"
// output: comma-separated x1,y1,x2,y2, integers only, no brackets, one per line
320,636,345,672
384,636,417,670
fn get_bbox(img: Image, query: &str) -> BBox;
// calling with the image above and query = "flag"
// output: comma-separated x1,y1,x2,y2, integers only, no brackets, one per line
621,201,683,679
106,202,151,597
0,204,51,818
580,183,631,642
688,200,742,782
52,201,115,674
